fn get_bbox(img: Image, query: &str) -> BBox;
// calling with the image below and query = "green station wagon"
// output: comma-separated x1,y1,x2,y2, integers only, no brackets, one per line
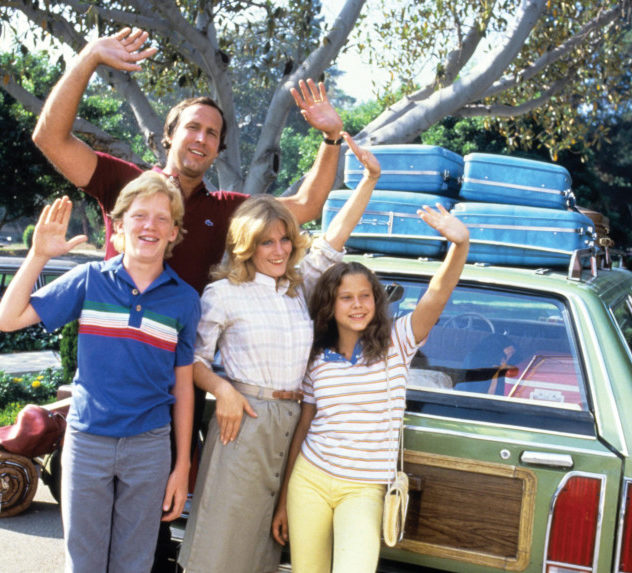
359,247,632,573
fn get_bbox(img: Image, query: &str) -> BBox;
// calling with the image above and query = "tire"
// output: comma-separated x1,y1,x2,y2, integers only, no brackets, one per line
0,451,38,517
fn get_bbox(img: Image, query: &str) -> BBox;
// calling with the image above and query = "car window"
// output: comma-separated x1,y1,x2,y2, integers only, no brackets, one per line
611,294,632,353
387,278,588,412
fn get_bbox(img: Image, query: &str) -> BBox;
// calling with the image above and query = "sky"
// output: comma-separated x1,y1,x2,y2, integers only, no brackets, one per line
319,0,392,102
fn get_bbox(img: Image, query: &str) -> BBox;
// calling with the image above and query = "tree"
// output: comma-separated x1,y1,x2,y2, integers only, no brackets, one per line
0,0,630,194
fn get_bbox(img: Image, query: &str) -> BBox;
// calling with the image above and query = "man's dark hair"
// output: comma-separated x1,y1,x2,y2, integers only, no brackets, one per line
162,97,227,152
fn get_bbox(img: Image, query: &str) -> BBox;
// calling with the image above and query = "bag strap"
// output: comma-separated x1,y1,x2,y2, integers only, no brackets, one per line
385,358,404,488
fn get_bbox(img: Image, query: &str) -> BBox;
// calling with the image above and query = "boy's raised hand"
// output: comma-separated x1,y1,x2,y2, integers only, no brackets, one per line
418,203,469,246
32,197,88,260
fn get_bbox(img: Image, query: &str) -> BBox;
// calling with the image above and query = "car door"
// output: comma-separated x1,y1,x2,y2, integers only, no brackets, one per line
381,276,624,573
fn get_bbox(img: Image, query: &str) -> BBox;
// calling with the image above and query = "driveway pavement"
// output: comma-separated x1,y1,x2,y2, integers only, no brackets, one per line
0,478,65,572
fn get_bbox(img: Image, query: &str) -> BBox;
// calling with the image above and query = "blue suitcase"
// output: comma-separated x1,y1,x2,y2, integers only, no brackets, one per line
451,202,594,266
322,190,455,257
460,153,574,209
344,144,463,196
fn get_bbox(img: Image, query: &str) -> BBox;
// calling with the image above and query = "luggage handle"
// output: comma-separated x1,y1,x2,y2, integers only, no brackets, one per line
564,189,576,208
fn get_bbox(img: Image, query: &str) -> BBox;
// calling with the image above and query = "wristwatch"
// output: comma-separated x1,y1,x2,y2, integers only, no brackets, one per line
323,135,344,145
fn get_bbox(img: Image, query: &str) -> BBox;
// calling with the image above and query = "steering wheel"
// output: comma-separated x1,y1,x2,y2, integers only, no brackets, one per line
442,312,495,333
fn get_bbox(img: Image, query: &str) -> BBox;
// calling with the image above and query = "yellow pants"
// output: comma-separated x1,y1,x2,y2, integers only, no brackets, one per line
287,454,385,573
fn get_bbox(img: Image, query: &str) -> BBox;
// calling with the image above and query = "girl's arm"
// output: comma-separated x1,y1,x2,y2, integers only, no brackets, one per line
322,133,380,252
0,197,87,332
271,401,317,546
161,364,194,522
411,205,470,344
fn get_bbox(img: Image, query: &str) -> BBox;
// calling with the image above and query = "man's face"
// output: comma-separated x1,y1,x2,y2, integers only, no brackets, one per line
166,103,223,180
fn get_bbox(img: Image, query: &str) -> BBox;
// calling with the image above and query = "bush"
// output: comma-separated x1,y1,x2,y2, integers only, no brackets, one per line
22,224,35,248
0,368,65,411
60,320,79,383
0,401,26,426
0,324,62,352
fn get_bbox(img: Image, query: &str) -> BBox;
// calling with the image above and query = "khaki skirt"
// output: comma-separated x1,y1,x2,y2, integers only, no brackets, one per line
179,397,300,573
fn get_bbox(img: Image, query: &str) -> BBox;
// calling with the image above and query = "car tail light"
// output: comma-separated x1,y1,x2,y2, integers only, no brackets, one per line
545,474,603,572
618,481,632,572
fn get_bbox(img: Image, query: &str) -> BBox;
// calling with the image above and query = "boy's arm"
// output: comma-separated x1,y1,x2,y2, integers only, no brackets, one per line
0,197,87,332
161,364,193,522
32,28,156,187
278,79,344,225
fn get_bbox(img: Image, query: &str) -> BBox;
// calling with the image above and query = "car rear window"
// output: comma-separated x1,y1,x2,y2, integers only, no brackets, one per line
386,279,588,412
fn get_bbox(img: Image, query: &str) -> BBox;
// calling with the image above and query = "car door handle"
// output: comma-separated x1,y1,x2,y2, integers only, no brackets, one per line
520,451,574,469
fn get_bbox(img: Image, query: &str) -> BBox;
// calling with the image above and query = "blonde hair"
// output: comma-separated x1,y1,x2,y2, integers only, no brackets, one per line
213,195,310,297
110,171,185,258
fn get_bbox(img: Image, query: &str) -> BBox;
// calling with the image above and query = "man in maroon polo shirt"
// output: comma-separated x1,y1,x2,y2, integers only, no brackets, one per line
32,27,345,294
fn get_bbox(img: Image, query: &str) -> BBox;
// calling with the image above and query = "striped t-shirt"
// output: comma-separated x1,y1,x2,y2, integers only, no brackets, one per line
301,313,421,484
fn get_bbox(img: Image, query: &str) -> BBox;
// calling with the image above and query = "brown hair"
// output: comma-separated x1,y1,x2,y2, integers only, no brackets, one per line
162,96,227,152
309,261,392,365
110,171,185,258
212,195,310,297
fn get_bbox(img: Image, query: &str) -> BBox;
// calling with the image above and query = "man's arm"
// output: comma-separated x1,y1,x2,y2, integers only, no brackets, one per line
32,28,157,187
278,79,344,225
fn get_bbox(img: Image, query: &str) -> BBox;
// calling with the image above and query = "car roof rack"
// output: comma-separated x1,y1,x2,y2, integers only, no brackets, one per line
568,245,626,281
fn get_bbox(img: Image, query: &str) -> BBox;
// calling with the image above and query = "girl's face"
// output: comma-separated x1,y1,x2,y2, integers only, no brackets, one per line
251,219,293,278
334,273,376,337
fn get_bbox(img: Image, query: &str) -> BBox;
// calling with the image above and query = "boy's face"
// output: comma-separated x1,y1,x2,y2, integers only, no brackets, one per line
118,193,178,264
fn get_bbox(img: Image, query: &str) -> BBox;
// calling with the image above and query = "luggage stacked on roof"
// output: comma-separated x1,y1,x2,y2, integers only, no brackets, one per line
322,144,605,267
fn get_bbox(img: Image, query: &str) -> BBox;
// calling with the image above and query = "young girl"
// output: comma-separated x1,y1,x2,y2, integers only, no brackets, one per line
271,206,470,573
178,133,380,573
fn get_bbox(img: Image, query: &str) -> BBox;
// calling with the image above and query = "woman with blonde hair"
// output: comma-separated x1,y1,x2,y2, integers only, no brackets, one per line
178,133,380,573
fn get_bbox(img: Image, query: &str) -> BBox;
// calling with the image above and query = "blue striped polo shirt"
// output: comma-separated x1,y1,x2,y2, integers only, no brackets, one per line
30,255,200,437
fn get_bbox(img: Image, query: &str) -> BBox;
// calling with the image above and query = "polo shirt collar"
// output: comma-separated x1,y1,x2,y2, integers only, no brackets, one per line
102,254,179,291
253,272,290,295
323,340,364,365
152,166,208,197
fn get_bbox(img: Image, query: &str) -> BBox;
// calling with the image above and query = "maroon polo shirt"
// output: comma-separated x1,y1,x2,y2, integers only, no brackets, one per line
82,152,247,294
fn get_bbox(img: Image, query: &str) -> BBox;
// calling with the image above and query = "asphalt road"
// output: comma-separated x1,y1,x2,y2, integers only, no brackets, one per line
0,478,65,572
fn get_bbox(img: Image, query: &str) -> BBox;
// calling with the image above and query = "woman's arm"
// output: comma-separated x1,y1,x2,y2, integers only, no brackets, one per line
322,133,380,252
161,364,194,522
271,401,317,546
193,361,257,446
0,197,87,332
411,205,470,344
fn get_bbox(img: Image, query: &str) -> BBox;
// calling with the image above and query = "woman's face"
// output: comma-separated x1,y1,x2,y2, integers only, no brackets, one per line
333,273,376,336
251,219,293,278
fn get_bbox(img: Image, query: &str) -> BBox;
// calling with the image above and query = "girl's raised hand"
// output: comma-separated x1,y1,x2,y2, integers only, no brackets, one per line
418,204,469,246
343,133,380,181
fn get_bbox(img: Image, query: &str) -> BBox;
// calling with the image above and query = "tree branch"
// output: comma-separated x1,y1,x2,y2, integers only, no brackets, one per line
456,75,574,118
243,0,366,196
484,5,621,98
0,67,148,164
